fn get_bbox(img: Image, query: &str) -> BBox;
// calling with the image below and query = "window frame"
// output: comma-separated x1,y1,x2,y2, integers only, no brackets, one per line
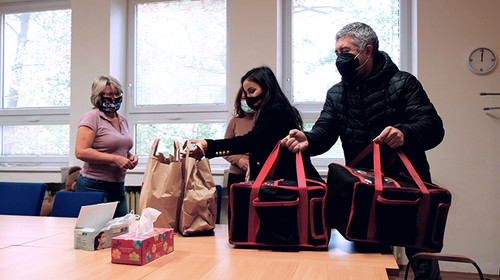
126,0,230,169
281,0,412,171
0,0,71,167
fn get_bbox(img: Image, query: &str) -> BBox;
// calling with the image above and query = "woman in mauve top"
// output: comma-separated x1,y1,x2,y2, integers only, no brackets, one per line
75,75,138,217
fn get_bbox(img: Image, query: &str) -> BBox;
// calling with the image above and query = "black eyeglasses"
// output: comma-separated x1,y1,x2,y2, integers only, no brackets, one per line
101,92,122,98
102,95,123,103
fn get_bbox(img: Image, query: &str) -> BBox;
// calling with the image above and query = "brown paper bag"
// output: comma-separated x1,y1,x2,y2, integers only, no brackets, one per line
139,139,184,230
178,141,217,235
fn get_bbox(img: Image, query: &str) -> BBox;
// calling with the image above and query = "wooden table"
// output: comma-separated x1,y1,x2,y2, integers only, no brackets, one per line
0,215,398,279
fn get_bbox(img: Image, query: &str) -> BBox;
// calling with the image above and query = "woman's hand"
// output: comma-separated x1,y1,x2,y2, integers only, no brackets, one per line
127,155,139,170
114,155,136,170
237,157,249,171
182,139,207,160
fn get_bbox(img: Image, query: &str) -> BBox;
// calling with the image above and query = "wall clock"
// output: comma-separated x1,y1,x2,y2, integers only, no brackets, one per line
467,47,497,75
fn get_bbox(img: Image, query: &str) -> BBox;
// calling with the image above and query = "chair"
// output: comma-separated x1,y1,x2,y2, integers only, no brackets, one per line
51,191,106,218
404,252,485,280
0,182,47,216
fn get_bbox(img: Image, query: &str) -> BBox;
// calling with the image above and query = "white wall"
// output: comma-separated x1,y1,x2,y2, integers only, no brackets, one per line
69,0,128,167
0,0,499,275
417,0,500,275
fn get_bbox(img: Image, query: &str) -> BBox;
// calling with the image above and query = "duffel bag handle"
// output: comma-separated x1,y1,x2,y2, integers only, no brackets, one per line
250,140,307,190
348,140,430,195
247,140,308,244
350,140,430,245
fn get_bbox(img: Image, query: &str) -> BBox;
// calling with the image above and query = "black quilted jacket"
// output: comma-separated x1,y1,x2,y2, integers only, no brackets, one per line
305,51,444,182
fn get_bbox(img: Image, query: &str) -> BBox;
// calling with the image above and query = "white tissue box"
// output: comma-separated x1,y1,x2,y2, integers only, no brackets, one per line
73,202,129,251
75,226,128,251
111,228,174,265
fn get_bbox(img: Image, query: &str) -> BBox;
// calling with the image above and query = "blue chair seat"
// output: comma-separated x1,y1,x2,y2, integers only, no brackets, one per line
0,182,47,216
51,191,106,218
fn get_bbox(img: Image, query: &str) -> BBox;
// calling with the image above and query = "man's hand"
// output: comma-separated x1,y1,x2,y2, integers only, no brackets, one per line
281,129,309,153
375,126,404,149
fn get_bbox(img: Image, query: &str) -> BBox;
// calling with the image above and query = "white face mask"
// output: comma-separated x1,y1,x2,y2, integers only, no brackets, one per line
241,100,254,113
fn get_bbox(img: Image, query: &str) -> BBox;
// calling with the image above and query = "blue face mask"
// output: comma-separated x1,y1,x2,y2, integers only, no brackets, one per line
241,100,254,113
100,96,122,113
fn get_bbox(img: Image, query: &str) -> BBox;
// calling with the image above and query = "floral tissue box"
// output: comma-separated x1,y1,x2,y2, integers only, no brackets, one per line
111,228,174,265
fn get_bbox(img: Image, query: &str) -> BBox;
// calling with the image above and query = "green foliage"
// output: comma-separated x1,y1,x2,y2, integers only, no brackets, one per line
135,123,225,156
3,9,71,108
292,0,400,103
3,125,69,155
136,0,226,106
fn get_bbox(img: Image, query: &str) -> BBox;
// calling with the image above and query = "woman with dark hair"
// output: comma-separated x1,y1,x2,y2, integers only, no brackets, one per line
187,66,321,181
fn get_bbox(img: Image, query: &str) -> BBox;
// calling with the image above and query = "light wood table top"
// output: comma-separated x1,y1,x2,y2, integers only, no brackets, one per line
0,215,398,280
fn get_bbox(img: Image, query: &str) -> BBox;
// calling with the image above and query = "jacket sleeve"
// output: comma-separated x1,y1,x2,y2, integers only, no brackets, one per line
392,73,445,151
304,92,341,156
205,104,293,158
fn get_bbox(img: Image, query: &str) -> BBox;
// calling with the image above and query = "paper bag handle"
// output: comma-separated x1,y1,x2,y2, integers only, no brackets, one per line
183,140,206,158
149,139,181,162
149,138,161,157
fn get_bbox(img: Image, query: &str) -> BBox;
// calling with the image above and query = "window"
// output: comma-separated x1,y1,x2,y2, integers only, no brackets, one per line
128,0,227,159
0,2,71,166
283,0,406,167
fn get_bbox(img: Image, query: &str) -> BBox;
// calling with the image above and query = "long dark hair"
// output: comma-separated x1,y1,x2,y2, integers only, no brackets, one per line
240,66,303,129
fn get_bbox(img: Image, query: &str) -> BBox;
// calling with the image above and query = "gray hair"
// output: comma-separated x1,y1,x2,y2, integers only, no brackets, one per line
335,22,379,53
90,75,123,108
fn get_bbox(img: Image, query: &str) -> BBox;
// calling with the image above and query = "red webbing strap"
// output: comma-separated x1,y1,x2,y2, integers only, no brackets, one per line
396,150,430,247
367,142,384,240
247,142,281,243
295,151,308,245
361,141,431,246
348,141,374,167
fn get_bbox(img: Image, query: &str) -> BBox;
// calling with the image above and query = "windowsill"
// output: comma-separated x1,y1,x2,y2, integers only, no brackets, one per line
0,165,67,172
127,164,329,177
0,161,330,177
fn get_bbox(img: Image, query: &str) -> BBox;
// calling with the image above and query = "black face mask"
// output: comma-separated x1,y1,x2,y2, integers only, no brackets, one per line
335,53,359,78
245,93,265,110
336,52,360,79
335,48,369,82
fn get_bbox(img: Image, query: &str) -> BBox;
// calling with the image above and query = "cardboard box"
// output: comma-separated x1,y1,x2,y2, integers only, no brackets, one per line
111,228,174,265
74,202,129,251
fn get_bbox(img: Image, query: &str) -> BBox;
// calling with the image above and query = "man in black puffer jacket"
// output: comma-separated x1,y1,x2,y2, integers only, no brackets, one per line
283,22,444,280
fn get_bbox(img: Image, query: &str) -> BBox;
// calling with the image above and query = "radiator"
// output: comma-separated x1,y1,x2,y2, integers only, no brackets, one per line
43,186,142,215
126,188,141,214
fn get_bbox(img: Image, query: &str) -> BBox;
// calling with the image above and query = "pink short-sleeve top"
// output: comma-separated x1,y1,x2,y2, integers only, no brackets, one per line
78,109,133,182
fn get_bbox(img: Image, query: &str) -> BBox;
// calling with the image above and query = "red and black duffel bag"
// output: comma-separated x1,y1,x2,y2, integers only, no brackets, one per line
229,141,329,249
327,141,451,252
